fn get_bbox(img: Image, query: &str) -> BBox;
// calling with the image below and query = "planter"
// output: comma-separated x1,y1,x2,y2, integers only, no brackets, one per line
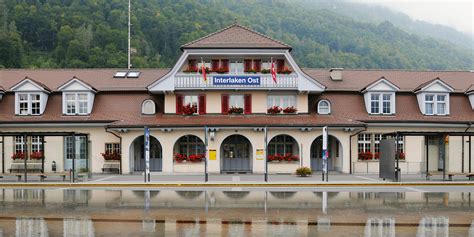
173,162,205,173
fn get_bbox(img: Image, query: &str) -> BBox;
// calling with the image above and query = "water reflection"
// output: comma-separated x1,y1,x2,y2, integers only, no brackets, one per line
0,189,472,236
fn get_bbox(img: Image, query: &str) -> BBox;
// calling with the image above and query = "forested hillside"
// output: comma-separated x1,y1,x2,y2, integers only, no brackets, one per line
0,0,471,70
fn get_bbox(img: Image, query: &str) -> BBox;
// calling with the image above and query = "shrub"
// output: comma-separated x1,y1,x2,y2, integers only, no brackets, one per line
296,167,312,176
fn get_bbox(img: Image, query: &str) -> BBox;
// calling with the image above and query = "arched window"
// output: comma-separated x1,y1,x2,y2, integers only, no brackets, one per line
142,100,156,115
317,100,331,114
174,135,205,158
268,135,298,156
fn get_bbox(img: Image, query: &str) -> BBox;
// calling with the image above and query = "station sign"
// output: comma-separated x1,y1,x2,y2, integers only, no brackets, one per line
213,76,261,85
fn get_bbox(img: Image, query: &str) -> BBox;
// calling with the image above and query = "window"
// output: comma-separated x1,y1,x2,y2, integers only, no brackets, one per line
64,92,89,115
370,94,380,114
424,95,434,115
65,136,87,160
105,143,121,154
357,134,371,153
31,136,43,153
267,95,296,111
176,135,205,158
184,95,198,114
424,94,448,115
268,135,296,156
317,100,331,114
141,100,156,115
369,93,393,114
229,60,244,74
229,95,244,108
14,136,25,154
374,134,387,153
17,93,41,115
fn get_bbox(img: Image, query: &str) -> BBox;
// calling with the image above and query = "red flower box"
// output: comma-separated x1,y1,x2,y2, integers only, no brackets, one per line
358,151,373,160
11,152,25,160
283,106,297,114
182,103,197,115
101,151,121,161
267,106,282,114
174,153,187,163
30,151,43,160
188,154,205,162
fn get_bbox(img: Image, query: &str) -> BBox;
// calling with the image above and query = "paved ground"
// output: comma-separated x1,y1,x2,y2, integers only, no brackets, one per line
1,172,473,186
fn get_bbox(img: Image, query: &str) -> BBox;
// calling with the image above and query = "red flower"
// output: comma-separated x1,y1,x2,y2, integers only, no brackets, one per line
182,103,197,115
30,151,43,160
174,153,187,163
101,151,121,161
358,151,373,160
283,106,297,114
11,152,25,160
267,106,282,114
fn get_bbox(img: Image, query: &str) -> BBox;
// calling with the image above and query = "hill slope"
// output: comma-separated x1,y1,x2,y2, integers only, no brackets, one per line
0,0,471,70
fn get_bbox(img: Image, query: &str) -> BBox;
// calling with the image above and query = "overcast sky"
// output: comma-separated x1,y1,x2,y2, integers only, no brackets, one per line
356,0,473,36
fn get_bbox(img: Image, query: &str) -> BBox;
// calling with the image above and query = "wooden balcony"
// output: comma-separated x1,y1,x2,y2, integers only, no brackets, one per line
174,73,298,90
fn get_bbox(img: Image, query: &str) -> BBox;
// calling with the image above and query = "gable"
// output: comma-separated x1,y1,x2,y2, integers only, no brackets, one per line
181,24,291,50
414,78,454,93
362,78,399,92
10,78,51,93
58,78,97,92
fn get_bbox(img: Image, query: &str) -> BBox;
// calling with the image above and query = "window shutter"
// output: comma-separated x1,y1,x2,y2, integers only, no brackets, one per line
244,59,252,72
221,94,229,115
244,94,252,114
198,94,206,115
277,59,285,72
176,94,183,114
253,59,261,72
221,59,229,72
211,60,219,71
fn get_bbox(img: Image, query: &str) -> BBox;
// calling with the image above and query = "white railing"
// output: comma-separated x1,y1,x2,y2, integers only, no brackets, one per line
174,73,298,89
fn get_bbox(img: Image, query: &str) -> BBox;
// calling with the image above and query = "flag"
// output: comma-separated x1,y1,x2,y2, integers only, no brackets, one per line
271,59,277,83
201,58,207,82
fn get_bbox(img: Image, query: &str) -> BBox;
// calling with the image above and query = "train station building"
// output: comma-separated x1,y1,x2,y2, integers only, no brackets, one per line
0,24,473,176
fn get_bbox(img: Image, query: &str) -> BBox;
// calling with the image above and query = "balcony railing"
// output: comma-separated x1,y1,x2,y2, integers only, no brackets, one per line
174,73,298,89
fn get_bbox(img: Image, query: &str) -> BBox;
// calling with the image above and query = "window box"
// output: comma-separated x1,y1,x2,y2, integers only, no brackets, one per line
267,106,282,114
283,106,297,114
214,67,229,74
358,151,373,161
11,152,25,161
101,151,121,161
228,106,243,114
260,69,271,74
174,153,187,163
188,154,205,163
277,67,293,74
267,153,299,163
182,103,197,115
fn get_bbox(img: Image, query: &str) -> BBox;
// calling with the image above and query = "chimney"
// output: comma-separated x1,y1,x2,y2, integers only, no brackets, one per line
330,68,343,81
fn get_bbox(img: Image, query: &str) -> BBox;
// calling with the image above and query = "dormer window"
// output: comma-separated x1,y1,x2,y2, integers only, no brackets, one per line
424,94,447,115
414,78,453,116
142,100,156,115
361,78,399,115
10,77,51,116
18,93,41,115
65,93,89,115
317,100,331,114
369,93,393,114
58,77,97,116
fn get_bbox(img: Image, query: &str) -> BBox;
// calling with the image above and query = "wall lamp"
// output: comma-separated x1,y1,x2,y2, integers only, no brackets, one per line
160,128,173,133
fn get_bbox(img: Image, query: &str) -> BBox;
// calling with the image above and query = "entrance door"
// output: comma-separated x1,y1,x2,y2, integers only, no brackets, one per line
310,136,339,171
64,136,88,172
132,136,162,171
221,135,252,173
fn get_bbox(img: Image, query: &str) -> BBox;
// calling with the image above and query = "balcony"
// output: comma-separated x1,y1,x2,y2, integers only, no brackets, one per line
174,73,298,90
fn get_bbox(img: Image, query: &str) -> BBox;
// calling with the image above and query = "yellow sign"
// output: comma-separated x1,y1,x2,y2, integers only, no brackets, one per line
256,149,264,160
209,149,216,160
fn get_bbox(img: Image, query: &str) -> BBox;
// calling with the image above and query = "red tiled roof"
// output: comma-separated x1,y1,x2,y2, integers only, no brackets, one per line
466,85,474,94
0,69,170,92
181,24,292,50
303,69,474,93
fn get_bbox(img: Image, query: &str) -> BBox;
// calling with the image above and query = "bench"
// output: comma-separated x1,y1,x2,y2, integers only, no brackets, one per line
0,174,23,181
8,163,42,173
102,163,120,174
447,172,474,181
34,172,69,182
426,171,474,181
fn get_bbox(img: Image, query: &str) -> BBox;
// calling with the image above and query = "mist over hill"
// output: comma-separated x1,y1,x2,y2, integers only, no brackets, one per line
0,0,472,70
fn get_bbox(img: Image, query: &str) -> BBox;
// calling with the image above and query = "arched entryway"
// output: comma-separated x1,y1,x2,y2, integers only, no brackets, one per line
129,135,162,172
221,135,252,173
310,135,342,171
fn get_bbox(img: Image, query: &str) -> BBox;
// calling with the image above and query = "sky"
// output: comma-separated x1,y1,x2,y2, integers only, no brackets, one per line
356,0,473,36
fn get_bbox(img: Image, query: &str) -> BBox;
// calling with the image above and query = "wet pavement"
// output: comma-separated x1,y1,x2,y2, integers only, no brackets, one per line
0,188,473,236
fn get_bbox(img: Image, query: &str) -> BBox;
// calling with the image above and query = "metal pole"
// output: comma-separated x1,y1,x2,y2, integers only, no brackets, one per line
23,134,27,183
395,134,400,182
470,136,472,173
426,136,429,179
127,0,131,69
1,136,4,174
462,136,465,173
144,126,150,183
72,134,76,183
442,134,446,181
264,126,268,182
41,136,45,173
86,135,90,177
204,126,208,182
